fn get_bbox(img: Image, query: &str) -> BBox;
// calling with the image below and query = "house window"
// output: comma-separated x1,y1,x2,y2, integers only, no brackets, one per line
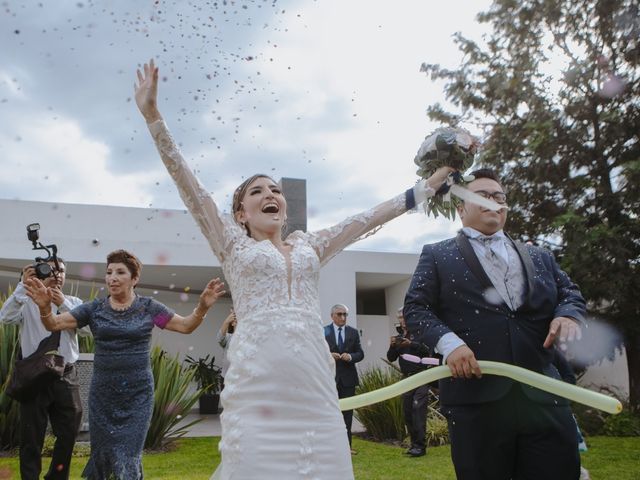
356,289,387,315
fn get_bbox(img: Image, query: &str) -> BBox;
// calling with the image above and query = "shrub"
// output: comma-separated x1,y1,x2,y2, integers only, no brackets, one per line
78,334,95,354
426,397,449,447
184,354,223,393
354,366,405,441
355,364,450,446
571,402,608,436
144,346,204,450
42,435,91,457
602,411,640,437
76,284,99,354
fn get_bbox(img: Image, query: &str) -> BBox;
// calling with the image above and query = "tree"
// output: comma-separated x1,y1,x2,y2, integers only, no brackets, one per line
422,0,640,412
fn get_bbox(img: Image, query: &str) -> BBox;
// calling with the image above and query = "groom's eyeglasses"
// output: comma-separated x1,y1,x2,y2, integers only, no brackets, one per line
470,190,507,204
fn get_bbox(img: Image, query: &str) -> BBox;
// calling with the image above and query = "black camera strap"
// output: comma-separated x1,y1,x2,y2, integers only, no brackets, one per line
17,330,61,362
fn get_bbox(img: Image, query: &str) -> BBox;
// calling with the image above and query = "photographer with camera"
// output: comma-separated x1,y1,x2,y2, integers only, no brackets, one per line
0,246,83,479
386,307,432,458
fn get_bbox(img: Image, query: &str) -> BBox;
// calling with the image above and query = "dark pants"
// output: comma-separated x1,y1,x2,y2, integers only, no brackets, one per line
402,383,429,451
19,365,83,480
443,384,580,480
337,383,356,446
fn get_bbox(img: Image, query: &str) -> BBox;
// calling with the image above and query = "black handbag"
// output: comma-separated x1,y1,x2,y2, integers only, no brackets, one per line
5,331,65,402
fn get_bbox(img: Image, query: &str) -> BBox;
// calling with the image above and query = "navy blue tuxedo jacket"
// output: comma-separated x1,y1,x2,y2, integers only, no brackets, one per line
404,231,586,406
324,324,364,388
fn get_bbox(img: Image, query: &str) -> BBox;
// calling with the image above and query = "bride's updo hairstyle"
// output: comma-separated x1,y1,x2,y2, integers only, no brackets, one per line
232,173,278,237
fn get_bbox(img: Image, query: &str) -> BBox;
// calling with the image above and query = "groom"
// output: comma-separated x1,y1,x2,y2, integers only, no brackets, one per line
404,169,586,480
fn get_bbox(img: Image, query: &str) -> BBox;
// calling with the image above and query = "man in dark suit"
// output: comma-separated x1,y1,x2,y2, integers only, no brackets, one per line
404,168,586,480
324,304,364,453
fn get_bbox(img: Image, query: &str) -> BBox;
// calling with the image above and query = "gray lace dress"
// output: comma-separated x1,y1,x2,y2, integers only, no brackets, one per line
70,296,174,479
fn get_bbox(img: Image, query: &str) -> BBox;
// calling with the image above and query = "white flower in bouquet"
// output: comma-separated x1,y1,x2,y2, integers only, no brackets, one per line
414,126,479,219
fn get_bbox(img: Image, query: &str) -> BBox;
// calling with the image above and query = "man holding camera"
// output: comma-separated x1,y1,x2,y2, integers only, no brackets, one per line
386,308,431,458
0,260,83,480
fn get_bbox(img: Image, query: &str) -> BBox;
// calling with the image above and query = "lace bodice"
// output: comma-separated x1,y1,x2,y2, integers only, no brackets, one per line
148,120,424,320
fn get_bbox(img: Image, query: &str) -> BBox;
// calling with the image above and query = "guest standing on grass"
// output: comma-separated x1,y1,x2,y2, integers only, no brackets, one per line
324,304,364,454
0,259,83,480
404,169,587,480
25,249,225,480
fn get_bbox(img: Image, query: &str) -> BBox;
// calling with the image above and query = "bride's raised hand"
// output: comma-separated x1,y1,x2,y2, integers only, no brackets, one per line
134,59,162,123
428,166,455,189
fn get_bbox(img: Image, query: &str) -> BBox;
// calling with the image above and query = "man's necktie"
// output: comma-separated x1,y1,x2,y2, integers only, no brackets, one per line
477,235,508,279
338,327,344,352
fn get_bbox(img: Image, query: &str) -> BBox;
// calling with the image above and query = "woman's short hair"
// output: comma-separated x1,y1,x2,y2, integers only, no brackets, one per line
106,249,142,279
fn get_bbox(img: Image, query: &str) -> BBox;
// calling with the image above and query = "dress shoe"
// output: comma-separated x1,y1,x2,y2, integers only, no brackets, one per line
407,447,426,457
350,448,357,455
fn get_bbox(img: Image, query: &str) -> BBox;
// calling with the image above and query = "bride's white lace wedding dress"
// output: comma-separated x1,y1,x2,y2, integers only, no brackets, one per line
147,120,434,479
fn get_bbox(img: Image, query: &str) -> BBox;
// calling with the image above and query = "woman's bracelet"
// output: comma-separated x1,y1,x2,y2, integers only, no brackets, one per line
40,311,53,319
193,306,208,320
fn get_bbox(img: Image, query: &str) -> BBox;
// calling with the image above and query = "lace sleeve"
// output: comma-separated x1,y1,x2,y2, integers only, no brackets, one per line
304,189,429,266
147,120,242,261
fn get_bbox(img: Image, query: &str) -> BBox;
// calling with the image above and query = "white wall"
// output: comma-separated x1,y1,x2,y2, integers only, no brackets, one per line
358,314,394,373
579,348,629,401
318,255,357,327
386,279,411,319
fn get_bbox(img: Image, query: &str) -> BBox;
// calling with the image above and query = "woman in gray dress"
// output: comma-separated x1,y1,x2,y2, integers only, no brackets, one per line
25,249,225,479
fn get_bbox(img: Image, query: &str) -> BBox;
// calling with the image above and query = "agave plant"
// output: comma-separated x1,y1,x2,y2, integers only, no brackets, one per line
357,361,450,447
354,366,406,441
144,346,204,450
75,284,100,354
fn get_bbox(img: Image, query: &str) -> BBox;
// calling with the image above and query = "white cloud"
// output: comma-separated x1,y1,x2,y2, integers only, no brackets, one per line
0,0,492,251
0,114,161,207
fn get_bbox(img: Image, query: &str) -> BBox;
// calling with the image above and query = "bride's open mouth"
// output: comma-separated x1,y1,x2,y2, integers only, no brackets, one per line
261,203,280,214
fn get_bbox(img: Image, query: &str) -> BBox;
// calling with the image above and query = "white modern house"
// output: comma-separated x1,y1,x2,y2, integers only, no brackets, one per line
0,180,629,401
0,183,416,375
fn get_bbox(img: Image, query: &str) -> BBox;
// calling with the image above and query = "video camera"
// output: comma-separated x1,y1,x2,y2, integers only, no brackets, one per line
26,223,61,280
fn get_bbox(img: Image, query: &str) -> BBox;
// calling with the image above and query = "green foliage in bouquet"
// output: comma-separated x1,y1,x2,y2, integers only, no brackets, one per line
414,126,479,219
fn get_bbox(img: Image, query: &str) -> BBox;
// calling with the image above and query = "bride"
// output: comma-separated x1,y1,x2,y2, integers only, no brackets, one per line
134,59,453,479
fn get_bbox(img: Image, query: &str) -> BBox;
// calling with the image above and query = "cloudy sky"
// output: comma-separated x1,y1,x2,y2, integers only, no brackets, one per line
0,0,492,253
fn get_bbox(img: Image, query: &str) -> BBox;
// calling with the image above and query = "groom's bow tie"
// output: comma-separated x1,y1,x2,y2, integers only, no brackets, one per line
476,234,504,246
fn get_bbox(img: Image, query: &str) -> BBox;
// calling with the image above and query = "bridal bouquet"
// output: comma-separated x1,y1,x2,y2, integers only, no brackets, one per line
414,126,479,219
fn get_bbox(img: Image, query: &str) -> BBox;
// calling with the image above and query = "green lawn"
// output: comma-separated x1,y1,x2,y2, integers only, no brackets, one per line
0,436,638,479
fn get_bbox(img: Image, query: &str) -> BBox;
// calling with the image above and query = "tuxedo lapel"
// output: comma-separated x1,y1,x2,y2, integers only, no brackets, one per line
509,235,536,306
455,231,494,291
